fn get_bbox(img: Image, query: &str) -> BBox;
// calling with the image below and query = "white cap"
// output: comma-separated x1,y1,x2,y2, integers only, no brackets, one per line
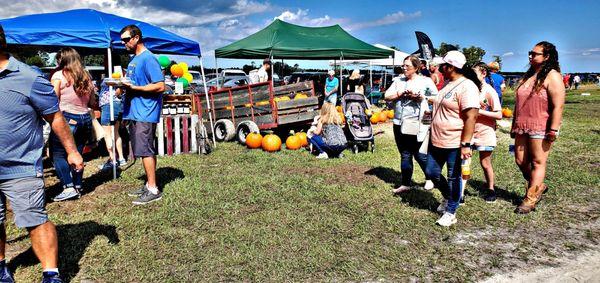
429,56,444,67
328,70,335,76
442,50,466,69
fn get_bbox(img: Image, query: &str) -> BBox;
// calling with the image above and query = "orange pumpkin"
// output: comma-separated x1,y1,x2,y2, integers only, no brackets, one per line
285,135,302,150
246,132,263,149
295,93,308,100
386,110,394,119
339,112,346,124
502,108,513,118
256,100,270,106
370,114,380,124
378,111,388,123
262,134,282,152
295,132,308,147
111,72,122,79
336,105,343,113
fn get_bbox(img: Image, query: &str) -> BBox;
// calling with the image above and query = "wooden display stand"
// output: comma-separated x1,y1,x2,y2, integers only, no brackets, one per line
157,94,198,156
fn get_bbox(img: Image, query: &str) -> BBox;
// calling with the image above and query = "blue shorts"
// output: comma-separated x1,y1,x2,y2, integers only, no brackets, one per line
0,177,48,228
472,145,495,151
100,102,123,126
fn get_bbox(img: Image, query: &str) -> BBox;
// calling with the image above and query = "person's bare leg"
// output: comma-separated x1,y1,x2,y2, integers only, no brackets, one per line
528,138,552,188
514,134,532,186
114,121,124,161
142,156,157,188
0,224,5,261
102,125,115,161
28,221,58,269
479,151,495,190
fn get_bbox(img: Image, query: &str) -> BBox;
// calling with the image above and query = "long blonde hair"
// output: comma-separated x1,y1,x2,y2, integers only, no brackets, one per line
55,47,94,96
319,103,342,125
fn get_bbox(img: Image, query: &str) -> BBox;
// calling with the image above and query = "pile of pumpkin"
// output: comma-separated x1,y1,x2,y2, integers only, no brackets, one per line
501,107,513,118
242,93,309,108
245,132,309,152
369,109,394,124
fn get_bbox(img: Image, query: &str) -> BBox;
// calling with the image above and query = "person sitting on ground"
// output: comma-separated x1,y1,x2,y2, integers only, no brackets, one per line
49,47,97,201
324,70,339,105
308,103,347,159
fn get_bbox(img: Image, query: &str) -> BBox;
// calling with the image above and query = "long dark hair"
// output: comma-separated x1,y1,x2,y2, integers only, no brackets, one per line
0,24,6,53
55,47,94,96
518,41,560,92
456,64,482,91
474,62,493,86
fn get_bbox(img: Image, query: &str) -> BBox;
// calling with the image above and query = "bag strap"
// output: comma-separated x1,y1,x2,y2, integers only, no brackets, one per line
431,78,467,121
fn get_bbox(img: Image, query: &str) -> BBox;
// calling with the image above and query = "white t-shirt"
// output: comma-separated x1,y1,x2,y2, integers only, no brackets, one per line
573,75,581,83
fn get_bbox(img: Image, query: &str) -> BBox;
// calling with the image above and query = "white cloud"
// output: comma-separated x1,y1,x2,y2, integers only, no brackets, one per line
502,52,514,57
347,11,422,30
274,9,345,27
581,48,600,56
582,52,592,56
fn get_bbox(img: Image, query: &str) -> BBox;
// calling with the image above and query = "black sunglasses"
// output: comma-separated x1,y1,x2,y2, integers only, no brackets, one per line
528,51,544,57
121,36,134,43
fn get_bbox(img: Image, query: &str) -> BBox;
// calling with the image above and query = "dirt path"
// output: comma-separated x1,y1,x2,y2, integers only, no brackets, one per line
481,248,600,283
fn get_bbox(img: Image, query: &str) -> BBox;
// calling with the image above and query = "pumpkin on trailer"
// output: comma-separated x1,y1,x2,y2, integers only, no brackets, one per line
502,108,513,118
294,93,308,100
386,110,394,119
244,103,252,107
370,114,380,124
225,106,234,110
285,135,302,150
275,96,291,102
256,100,270,106
378,111,388,123
295,132,308,147
262,134,282,152
246,133,263,149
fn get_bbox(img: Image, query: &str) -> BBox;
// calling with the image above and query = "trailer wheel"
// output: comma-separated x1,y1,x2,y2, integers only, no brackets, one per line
236,121,260,144
214,119,235,142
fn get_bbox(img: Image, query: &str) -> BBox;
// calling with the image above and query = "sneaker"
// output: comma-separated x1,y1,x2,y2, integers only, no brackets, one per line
337,152,344,158
118,159,128,167
127,186,148,197
484,190,497,203
52,187,80,202
392,185,411,194
424,180,434,190
436,212,457,227
436,199,448,214
459,196,466,206
0,264,14,283
97,159,115,171
132,190,162,205
41,272,63,283
316,152,329,159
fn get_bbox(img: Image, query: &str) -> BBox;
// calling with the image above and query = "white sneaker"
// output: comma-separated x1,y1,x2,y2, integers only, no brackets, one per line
392,185,411,194
316,152,329,159
424,180,434,190
436,212,457,227
436,199,448,214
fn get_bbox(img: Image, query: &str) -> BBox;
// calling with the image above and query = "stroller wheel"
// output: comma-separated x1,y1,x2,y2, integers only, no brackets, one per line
369,141,375,153
352,144,359,154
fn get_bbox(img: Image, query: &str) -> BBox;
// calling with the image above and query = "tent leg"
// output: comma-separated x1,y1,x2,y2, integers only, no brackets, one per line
270,55,274,88
339,56,343,98
199,56,217,147
215,57,219,88
107,48,117,180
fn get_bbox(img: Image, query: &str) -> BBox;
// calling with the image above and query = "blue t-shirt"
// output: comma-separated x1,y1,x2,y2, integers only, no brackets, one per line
325,77,339,94
486,73,504,103
0,56,60,180
123,50,164,123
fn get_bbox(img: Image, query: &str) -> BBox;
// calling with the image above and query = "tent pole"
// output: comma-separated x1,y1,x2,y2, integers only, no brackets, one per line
339,56,343,98
369,61,373,90
270,55,274,89
199,56,217,147
215,56,219,88
107,48,117,180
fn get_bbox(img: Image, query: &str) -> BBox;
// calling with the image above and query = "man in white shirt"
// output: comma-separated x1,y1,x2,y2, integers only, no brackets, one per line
254,58,271,83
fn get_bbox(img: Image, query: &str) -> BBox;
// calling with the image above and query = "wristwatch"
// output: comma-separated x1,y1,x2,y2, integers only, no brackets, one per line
460,142,471,148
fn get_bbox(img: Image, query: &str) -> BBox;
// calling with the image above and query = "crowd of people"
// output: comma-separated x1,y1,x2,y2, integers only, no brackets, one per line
0,15,568,281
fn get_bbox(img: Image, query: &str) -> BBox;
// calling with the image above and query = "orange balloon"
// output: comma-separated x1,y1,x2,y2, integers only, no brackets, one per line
170,64,184,77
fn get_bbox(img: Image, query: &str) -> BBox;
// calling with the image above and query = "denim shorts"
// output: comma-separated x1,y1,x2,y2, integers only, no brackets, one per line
0,177,48,228
100,102,123,126
472,145,495,151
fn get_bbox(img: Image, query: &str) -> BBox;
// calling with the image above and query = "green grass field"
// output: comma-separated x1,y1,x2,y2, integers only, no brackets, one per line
6,88,600,282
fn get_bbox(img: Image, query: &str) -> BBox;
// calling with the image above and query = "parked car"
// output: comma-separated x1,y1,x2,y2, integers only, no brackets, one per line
220,69,247,78
194,76,250,93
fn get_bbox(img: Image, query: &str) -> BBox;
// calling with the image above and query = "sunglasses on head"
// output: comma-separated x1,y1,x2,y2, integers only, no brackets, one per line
528,51,544,57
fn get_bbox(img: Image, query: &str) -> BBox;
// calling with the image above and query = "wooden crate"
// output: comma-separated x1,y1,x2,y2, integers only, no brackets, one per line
156,114,199,156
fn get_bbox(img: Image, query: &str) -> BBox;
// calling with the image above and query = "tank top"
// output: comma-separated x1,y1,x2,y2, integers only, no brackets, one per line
51,70,91,114
511,82,550,136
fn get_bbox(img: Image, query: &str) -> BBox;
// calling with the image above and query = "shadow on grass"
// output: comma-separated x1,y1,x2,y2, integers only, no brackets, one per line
8,221,119,283
466,179,523,205
45,167,122,200
365,166,439,212
136,167,185,191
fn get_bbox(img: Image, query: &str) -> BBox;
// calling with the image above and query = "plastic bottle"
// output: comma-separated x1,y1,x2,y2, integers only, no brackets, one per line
508,144,515,156
461,158,471,180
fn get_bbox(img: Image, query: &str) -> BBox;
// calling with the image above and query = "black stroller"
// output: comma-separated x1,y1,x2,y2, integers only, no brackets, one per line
341,92,375,153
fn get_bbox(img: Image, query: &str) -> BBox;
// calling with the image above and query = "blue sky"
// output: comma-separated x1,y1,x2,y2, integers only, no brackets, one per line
2,0,599,72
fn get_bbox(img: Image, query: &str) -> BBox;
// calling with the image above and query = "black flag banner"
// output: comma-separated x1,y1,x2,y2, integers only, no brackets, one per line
413,31,435,60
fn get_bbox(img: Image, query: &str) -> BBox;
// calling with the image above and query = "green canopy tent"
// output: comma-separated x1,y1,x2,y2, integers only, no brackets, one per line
215,19,394,91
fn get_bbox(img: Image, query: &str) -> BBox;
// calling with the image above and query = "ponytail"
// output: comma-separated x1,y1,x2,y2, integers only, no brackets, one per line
457,64,482,91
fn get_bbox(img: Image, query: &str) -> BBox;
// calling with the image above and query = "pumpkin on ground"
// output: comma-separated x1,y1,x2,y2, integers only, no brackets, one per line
246,132,263,149
502,108,513,118
262,134,282,152
387,110,394,119
339,112,346,124
378,111,388,123
370,114,380,124
295,132,308,147
285,135,302,150
336,106,343,113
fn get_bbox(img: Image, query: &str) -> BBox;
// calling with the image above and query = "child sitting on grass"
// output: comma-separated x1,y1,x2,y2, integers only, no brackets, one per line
308,103,348,159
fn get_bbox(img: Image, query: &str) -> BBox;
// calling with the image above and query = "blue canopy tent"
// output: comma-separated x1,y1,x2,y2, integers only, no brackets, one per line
1,9,215,176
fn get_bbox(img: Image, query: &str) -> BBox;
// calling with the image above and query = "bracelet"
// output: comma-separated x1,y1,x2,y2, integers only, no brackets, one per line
549,128,559,132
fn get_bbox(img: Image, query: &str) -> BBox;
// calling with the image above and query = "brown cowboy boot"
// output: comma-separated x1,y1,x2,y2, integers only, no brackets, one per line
515,184,547,214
